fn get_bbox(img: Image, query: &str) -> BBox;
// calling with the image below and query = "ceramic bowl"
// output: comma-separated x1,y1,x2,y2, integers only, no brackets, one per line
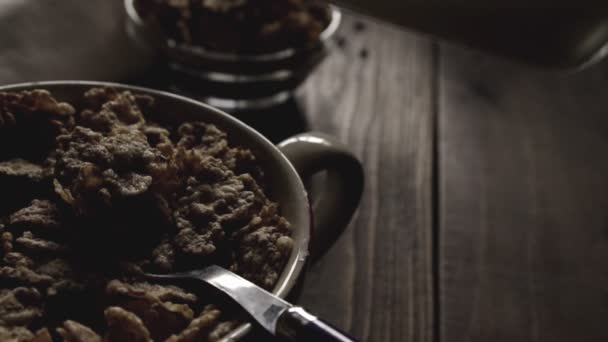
0,81,363,340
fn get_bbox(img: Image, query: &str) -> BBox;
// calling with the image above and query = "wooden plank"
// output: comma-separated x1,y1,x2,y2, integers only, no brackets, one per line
292,13,435,342
439,44,608,341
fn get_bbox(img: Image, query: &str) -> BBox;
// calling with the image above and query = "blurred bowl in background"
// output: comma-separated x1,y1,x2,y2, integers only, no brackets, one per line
125,0,341,111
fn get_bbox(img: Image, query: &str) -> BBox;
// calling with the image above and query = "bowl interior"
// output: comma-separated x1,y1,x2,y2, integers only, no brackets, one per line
0,81,311,340
125,0,342,63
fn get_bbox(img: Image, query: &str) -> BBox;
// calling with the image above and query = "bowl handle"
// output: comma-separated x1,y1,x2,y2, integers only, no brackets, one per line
278,132,364,263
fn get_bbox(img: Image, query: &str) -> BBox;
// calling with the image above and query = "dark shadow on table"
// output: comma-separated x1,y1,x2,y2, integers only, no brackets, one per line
230,98,310,144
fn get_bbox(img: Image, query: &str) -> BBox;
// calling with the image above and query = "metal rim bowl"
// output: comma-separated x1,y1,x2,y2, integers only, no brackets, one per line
124,0,342,111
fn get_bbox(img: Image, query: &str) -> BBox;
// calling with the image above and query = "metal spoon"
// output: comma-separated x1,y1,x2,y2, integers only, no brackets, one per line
145,265,357,341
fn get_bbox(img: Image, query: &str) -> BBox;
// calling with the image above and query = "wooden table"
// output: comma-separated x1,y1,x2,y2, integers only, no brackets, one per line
3,2,608,341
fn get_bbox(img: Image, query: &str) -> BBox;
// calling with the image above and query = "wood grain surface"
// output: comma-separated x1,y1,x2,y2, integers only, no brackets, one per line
220,14,436,342
439,45,608,342
294,15,435,342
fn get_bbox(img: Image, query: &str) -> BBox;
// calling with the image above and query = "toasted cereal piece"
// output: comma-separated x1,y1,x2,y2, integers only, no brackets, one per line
0,160,45,182
0,287,42,326
9,200,61,230
165,306,222,342
0,325,34,342
31,328,52,342
56,320,102,342
104,306,152,342
106,279,197,304
0,266,54,287
15,231,67,253
106,280,195,340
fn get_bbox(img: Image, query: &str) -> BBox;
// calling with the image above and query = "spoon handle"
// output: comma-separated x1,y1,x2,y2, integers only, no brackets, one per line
276,307,358,342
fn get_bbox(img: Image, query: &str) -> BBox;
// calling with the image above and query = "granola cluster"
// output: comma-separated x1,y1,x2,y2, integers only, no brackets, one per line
135,0,331,53
0,88,292,341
